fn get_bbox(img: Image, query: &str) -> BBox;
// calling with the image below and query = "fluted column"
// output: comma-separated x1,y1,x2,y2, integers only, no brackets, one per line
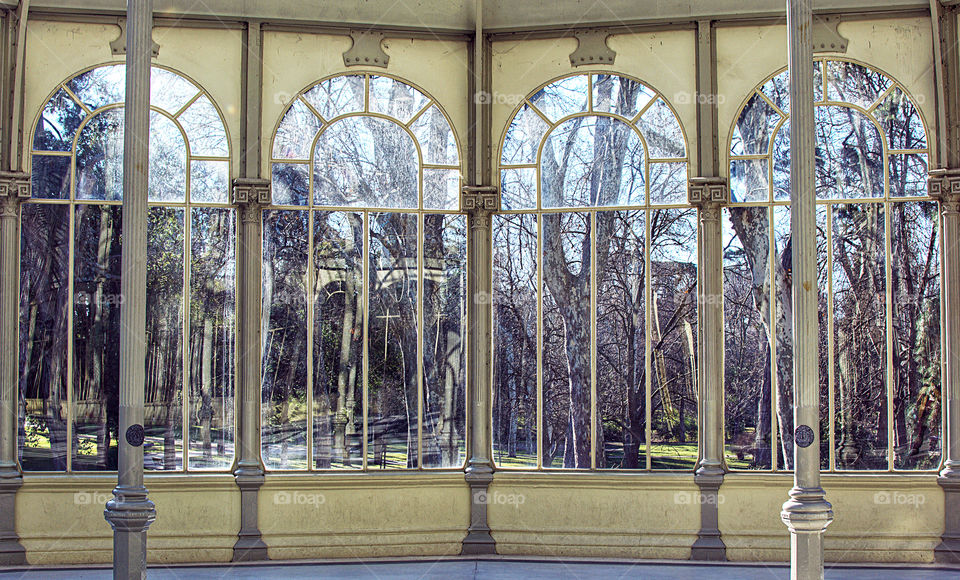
231,179,270,561
103,2,157,578
781,1,833,578
689,177,728,561
930,170,960,563
0,172,29,566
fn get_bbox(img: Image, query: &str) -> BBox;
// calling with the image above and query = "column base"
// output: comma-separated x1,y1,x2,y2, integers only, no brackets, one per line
233,534,269,562
462,462,496,556
691,467,726,561
0,471,26,566
233,464,268,562
935,474,960,564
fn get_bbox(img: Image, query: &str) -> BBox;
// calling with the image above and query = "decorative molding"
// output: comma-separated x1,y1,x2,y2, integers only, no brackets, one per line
110,18,160,57
812,15,848,53
0,172,30,218
460,185,500,213
343,30,390,68
569,29,616,67
929,169,960,213
688,177,729,206
232,178,272,223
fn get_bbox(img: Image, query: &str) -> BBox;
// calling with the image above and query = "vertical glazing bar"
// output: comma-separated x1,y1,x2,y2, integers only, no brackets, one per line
883,200,894,470
183,207,191,471
645,208,652,470
417,212,424,469
362,212,369,471
66,205,75,473
306,210,314,470
825,205,835,472
590,211,597,470
770,206,778,472
537,212,543,470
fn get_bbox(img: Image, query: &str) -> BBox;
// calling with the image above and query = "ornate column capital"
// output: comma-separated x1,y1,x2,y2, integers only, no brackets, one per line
460,185,500,229
929,169,960,213
231,178,272,223
688,177,729,224
0,172,31,217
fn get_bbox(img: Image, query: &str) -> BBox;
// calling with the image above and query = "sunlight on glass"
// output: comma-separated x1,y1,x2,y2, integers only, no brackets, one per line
303,75,365,120
369,76,429,123
529,75,589,123
273,98,324,161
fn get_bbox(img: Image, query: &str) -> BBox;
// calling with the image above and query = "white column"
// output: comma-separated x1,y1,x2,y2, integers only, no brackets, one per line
103,1,157,578
781,1,833,578
0,172,29,565
930,170,960,563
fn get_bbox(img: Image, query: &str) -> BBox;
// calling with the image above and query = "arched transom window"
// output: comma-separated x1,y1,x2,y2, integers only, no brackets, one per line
263,73,465,470
724,58,939,472
493,73,698,470
21,64,235,472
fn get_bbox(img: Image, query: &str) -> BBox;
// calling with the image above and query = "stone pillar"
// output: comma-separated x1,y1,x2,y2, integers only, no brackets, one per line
461,185,498,555
930,169,960,563
103,1,157,578
689,177,728,561
781,1,833,578
231,178,270,562
0,172,29,566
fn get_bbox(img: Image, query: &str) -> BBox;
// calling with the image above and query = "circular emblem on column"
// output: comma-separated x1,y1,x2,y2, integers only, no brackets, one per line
795,425,815,448
125,424,145,447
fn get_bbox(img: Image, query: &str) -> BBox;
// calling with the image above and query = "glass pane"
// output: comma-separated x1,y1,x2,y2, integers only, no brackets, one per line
422,214,467,468
422,168,460,211
272,163,310,206
815,106,884,199
150,67,201,114
190,159,230,203
67,65,126,111
500,167,537,211
367,213,419,468
314,117,418,208
875,87,927,151
648,162,687,205
888,153,928,198
833,203,888,470
592,74,655,119
730,158,769,203
19,203,70,471
731,93,781,156
189,208,236,470
34,89,85,152
261,210,309,469
772,121,789,201
149,111,187,202
890,202,941,469
31,155,70,200
492,214,538,468
312,211,364,469
636,98,686,159
303,75,365,120
540,116,643,208
649,209,698,469
179,95,228,157
529,75,588,123
368,76,429,123
273,98,323,161
596,210,646,469
72,205,123,471
723,206,772,470
76,108,124,201
826,60,891,110
541,212,591,468
410,105,459,166
144,207,184,471
501,104,550,166
761,71,790,114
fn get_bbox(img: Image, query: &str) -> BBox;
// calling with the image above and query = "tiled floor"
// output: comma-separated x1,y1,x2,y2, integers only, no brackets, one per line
0,559,957,579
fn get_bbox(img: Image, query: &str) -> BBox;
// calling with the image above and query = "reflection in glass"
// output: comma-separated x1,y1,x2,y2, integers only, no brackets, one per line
636,99,686,159
367,213,418,468
369,76,429,123
493,214,538,468
592,74,654,120
31,154,71,200
19,204,70,471
529,75,588,123
261,210,309,469
313,211,364,469
33,89,85,152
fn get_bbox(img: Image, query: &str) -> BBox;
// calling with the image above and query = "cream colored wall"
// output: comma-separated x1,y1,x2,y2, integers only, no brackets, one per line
23,20,243,173
491,30,699,178
260,32,470,178
717,17,936,174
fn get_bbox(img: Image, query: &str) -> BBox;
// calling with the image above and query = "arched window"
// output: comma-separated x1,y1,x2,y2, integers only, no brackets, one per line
493,73,696,470
263,73,465,470
21,64,235,472
724,58,939,472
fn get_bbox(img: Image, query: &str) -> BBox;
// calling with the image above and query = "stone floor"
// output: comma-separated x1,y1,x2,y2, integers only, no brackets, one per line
0,559,958,579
